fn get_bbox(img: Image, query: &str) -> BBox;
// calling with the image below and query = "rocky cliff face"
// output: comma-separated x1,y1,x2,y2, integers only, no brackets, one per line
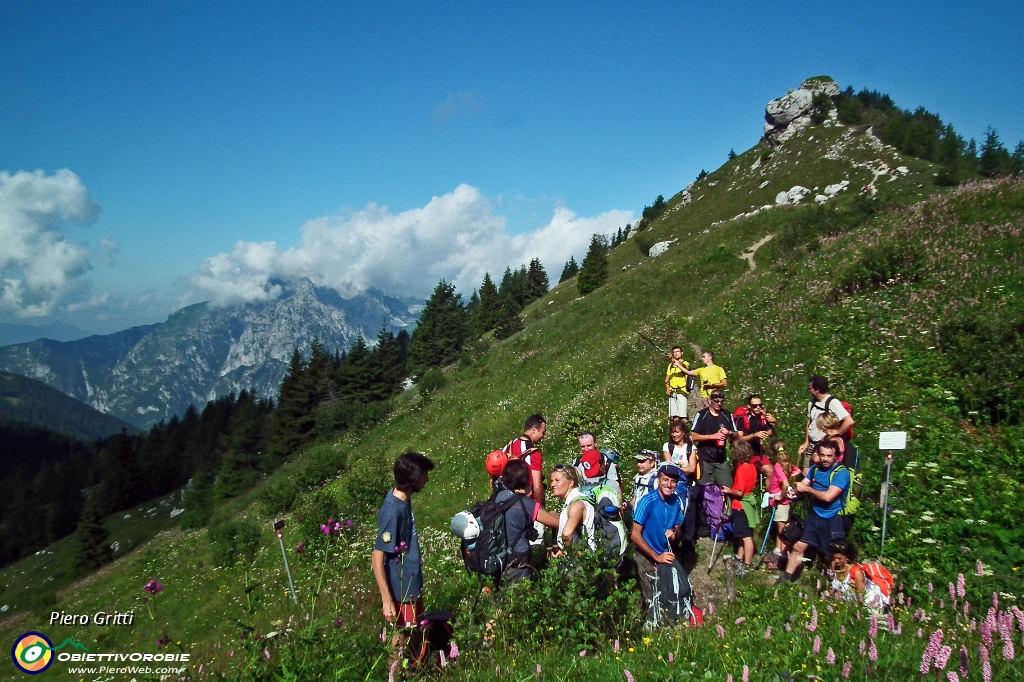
763,76,841,146
0,280,417,427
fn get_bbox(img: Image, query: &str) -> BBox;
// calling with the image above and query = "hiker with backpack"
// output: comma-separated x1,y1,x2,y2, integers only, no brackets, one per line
765,438,802,561
630,450,659,506
799,376,854,470
828,541,893,616
549,465,597,554
503,414,548,506
689,392,735,540
732,394,777,474
372,452,435,664
493,459,561,583
664,346,691,422
779,440,851,582
679,351,728,412
630,462,689,621
662,417,698,476
576,431,622,497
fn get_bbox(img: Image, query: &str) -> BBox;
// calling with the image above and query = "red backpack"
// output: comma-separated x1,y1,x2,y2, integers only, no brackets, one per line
853,563,893,598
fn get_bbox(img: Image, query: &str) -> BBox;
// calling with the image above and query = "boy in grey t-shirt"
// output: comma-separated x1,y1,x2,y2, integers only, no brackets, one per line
372,452,434,662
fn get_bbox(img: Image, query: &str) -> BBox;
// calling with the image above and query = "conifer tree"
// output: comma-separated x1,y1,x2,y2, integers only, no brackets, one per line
473,273,501,334
337,336,374,401
1012,141,1024,175
559,256,579,282
577,234,610,296
494,296,524,339
396,329,410,363
406,279,469,374
367,328,406,401
979,128,1014,177
267,348,316,461
306,338,335,405
73,494,112,573
526,258,549,301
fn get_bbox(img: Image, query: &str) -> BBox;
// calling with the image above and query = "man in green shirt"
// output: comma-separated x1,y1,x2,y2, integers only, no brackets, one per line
681,351,727,412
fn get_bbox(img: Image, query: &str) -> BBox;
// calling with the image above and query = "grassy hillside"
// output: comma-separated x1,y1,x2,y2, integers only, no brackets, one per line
2,113,1023,681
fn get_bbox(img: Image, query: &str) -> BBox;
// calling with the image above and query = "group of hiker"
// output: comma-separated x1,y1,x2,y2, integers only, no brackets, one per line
371,352,892,660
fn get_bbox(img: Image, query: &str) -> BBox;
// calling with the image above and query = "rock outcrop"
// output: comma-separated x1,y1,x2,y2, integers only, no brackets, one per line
764,77,840,147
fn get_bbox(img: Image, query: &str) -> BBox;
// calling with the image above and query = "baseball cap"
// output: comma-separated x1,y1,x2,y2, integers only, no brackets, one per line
485,450,508,477
450,511,480,540
635,449,658,461
580,449,603,476
657,462,683,479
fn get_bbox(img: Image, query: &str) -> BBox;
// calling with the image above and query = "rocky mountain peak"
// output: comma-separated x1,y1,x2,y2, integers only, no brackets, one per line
764,76,841,147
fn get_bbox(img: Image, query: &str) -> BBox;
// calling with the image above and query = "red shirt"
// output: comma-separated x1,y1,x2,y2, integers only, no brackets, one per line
731,462,757,511
504,436,543,472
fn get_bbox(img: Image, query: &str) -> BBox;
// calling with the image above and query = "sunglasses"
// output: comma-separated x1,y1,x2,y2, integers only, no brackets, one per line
710,396,725,402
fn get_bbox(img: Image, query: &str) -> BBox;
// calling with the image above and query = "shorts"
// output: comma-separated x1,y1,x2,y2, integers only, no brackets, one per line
668,392,688,419
730,508,752,539
396,599,424,628
800,513,845,554
773,503,792,523
698,460,733,487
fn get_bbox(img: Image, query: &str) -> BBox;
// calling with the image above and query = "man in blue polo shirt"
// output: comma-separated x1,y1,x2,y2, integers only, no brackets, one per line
781,439,850,581
630,462,686,613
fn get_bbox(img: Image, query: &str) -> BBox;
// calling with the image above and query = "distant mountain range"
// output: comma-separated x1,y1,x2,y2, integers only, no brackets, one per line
0,280,419,428
0,370,139,440
0,321,90,346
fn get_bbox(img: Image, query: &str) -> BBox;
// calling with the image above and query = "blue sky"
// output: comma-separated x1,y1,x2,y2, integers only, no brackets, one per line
1,1,1021,333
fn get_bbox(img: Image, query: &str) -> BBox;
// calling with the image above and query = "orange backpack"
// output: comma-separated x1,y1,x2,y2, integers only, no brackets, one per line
854,563,893,598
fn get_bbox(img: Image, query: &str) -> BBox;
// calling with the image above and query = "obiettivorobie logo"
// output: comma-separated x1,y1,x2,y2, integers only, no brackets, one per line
11,632,88,675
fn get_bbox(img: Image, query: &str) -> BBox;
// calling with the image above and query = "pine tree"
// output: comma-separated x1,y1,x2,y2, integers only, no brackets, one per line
367,328,406,401
979,128,1014,177
73,494,112,573
473,273,501,334
1012,141,1024,175
525,258,549,301
406,279,469,374
559,257,579,282
577,234,610,296
493,296,524,339
337,336,374,401
267,348,317,461
728,149,737,160
306,338,335,405
396,329,410,363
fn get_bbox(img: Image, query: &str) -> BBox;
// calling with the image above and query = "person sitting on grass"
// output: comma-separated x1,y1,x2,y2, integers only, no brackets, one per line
828,541,894,617
765,438,801,561
495,459,561,584
371,452,435,664
780,440,850,582
549,464,596,554
724,440,758,574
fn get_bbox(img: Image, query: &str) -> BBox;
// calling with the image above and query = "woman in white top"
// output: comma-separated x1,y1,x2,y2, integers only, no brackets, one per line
549,464,596,553
661,417,698,478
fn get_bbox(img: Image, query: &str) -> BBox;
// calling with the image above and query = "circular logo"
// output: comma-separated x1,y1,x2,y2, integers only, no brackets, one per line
11,632,53,675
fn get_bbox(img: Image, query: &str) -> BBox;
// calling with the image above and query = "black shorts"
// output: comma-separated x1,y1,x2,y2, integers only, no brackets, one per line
730,508,752,539
800,513,845,553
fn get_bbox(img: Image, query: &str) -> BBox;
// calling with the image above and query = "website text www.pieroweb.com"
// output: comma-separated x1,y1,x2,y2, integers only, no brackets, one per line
10,630,191,677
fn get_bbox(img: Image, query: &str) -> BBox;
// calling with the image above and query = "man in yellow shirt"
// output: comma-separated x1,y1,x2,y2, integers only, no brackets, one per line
681,351,727,411
664,346,690,422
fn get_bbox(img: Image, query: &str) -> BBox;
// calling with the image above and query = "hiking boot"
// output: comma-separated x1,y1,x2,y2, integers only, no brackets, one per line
735,564,751,577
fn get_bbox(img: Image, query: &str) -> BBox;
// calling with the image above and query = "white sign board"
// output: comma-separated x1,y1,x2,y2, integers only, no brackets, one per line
878,431,907,450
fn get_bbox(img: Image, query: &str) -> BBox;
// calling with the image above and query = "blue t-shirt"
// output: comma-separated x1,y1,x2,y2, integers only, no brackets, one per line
374,489,422,602
631,489,684,555
807,464,851,519
495,490,538,555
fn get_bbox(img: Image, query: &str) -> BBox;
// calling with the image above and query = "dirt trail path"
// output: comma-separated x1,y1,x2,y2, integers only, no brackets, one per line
740,235,774,272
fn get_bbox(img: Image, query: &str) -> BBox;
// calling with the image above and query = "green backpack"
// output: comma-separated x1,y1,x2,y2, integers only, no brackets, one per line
826,465,862,516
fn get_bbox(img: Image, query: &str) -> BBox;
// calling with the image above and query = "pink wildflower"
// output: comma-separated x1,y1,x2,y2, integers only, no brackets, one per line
614,639,620,653
717,625,725,638
625,671,635,682
993,592,998,609
537,665,542,674
764,626,772,640
813,636,821,653
935,644,953,670
947,673,960,682
669,653,674,663
727,676,733,682
980,643,989,662
843,661,851,678
708,602,715,616
869,616,878,639
295,541,304,553
449,642,459,659
320,524,331,535
841,625,845,635
918,628,924,638
1012,606,1024,632
929,583,934,594
439,651,447,668
949,582,956,603
1003,637,1015,661
887,613,895,632
964,601,970,619
869,639,878,662
827,648,836,665
264,648,270,660
786,623,792,632
859,640,866,656
806,606,818,632
982,660,992,682
389,659,399,682
960,645,969,678
734,617,746,625
976,559,985,577
743,665,749,682
940,599,945,610
579,650,586,657
957,573,966,598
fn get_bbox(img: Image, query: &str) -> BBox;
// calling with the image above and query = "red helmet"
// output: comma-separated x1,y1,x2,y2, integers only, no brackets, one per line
485,450,508,477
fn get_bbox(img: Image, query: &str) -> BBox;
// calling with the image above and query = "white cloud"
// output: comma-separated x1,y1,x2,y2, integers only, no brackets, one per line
189,184,632,307
0,169,98,317
99,236,119,265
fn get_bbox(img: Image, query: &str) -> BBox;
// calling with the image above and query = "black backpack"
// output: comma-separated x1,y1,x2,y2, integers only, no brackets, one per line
460,491,534,577
646,560,694,626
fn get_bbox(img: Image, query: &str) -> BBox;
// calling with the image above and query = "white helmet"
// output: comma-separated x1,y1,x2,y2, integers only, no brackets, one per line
450,511,480,540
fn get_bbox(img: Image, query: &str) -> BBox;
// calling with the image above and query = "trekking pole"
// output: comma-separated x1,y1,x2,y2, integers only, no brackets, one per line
879,452,893,557
759,505,778,556
273,520,299,605
638,332,667,355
